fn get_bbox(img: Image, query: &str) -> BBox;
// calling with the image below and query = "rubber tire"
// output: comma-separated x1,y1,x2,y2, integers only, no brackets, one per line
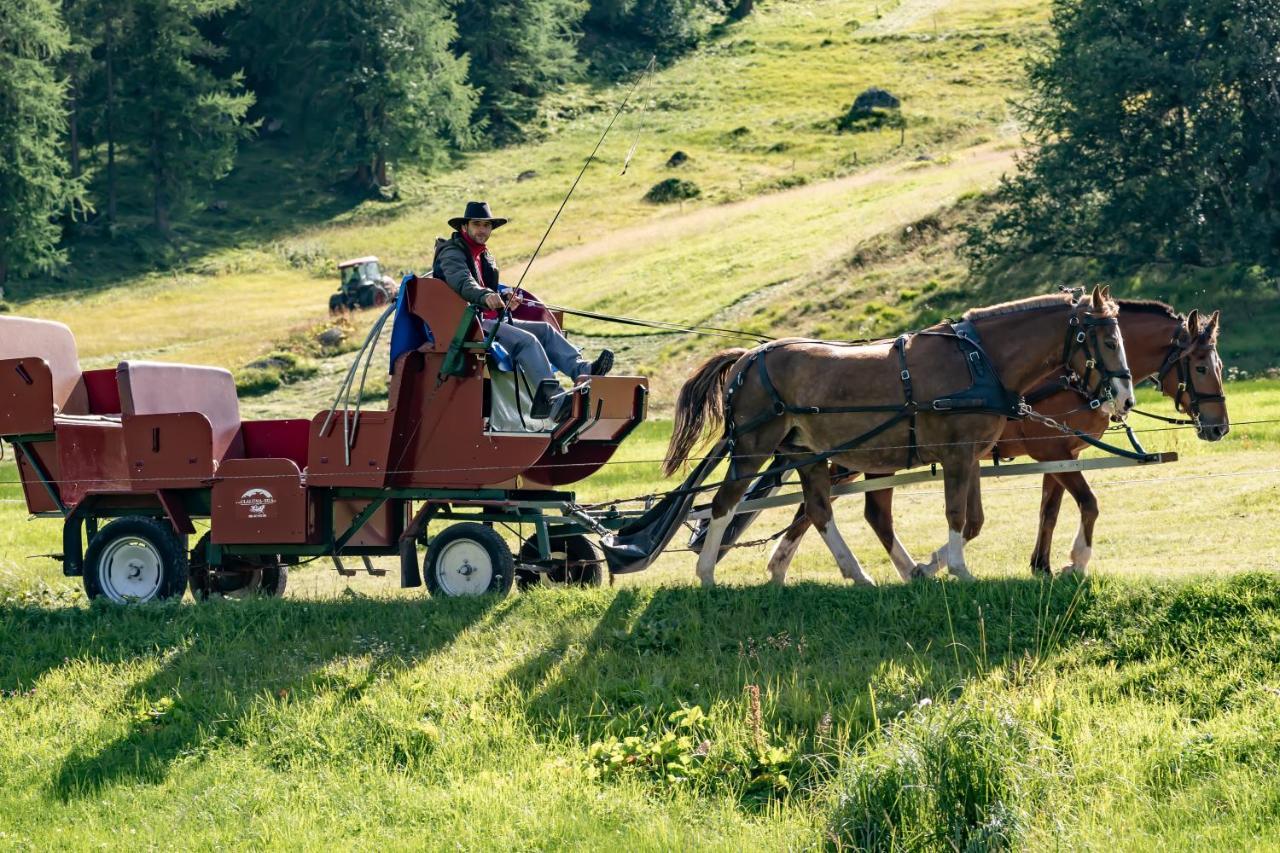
188,533,288,600
329,293,344,313
517,533,603,589
372,285,390,307
83,516,189,604
357,286,377,308
424,523,514,598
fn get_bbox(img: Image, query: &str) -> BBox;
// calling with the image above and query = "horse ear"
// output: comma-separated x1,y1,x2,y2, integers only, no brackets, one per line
1100,285,1112,302
1090,285,1105,308
1204,309,1220,340
1186,309,1201,338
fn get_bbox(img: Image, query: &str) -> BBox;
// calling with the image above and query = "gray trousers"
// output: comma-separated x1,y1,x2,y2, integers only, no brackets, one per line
481,318,588,385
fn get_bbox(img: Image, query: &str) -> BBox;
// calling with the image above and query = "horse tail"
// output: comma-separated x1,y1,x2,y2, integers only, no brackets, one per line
663,348,748,477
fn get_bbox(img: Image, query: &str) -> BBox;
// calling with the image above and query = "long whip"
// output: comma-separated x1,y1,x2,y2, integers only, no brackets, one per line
513,55,657,291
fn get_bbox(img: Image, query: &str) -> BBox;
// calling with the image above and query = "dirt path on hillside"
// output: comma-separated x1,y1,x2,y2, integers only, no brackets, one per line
857,0,954,36
519,144,1013,281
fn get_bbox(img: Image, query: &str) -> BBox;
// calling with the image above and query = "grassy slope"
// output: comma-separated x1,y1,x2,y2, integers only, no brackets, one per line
3,0,1280,846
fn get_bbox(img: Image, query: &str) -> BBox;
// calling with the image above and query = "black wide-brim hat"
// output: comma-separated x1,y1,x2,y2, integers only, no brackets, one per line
448,200,508,230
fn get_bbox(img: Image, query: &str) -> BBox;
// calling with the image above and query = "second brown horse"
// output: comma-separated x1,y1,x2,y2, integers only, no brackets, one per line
759,300,1228,583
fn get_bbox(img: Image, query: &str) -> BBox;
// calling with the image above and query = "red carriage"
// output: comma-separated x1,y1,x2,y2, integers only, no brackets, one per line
0,277,648,602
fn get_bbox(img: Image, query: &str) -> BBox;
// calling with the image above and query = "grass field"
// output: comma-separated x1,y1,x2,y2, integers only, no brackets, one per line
4,0,1280,846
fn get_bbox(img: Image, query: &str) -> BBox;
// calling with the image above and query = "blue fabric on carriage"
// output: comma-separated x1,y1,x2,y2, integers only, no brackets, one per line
389,274,434,372
488,340,514,373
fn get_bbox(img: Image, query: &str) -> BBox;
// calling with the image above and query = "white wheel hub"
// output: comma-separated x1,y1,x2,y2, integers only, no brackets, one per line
100,537,163,602
435,538,493,596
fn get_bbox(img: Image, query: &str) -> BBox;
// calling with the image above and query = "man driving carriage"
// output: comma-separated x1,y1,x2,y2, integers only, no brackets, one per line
433,201,613,420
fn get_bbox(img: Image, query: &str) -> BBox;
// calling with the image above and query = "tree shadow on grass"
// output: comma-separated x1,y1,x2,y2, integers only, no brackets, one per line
15,592,498,800
501,576,1094,745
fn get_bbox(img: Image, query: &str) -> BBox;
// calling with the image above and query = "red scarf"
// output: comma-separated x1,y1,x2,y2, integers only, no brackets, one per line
459,230,487,284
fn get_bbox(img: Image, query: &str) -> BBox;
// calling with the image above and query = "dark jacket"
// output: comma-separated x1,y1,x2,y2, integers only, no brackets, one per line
432,231,498,306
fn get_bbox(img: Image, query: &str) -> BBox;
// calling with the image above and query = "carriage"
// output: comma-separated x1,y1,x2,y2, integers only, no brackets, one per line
3,278,1210,602
0,277,648,602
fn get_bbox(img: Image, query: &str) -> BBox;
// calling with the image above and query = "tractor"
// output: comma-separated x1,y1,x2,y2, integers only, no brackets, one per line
329,256,397,312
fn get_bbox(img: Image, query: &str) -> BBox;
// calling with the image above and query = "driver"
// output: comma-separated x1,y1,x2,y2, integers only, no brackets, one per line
433,201,613,420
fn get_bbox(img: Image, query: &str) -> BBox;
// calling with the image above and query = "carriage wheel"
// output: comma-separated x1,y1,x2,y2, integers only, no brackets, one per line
188,533,288,601
83,516,189,604
517,533,603,589
424,523,514,598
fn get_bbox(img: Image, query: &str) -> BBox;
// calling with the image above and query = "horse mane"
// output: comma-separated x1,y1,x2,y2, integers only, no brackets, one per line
961,293,1075,322
1116,298,1180,320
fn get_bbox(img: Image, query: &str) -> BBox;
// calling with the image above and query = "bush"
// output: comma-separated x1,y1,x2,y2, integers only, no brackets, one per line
236,351,319,397
826,700,1058,852
235,368,282,397
644,178,701,204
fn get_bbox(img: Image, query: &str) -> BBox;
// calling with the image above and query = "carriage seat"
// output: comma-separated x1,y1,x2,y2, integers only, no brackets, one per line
117,360,245,467
0,316,125,435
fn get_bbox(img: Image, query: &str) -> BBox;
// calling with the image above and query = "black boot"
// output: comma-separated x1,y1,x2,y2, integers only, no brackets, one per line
530,379,561,419
588,349,614,376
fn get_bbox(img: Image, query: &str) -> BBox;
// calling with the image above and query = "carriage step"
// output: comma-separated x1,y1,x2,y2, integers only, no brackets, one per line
362,556,387,577
331,555,356,577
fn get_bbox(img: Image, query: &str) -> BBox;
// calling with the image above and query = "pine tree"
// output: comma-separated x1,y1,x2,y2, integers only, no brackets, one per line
117,0,255,234
0,0,85,289
455,0,586,141
321,0,475,189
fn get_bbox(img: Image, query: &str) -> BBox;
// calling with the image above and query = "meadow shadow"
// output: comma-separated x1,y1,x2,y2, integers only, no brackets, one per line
501,576,1091,743
25,592,497,800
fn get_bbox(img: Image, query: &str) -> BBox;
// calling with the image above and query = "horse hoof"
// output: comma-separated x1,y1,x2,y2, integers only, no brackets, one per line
1059,565,1087,578
912,562,939,580
949,568,977,582
1030,564,1052,578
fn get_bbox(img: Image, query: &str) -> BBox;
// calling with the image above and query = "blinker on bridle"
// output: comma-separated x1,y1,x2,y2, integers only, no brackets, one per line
1061,306,1130,411
1155,326,1225,421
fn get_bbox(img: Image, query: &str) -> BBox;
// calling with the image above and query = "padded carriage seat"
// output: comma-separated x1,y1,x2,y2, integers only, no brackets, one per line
117,360,244,463
0,316,89,417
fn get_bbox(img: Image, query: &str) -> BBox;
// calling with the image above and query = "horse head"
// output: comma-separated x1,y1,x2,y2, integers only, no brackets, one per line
1157,308,1229,441
1065,285,1135,417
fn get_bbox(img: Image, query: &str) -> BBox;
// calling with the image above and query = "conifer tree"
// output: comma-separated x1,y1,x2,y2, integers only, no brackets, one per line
455,0,586,141
974,0,1280,271
117,0,254,233
0,0,84,289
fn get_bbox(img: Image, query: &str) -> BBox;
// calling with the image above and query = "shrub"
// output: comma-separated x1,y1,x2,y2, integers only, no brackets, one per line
644,178,701,204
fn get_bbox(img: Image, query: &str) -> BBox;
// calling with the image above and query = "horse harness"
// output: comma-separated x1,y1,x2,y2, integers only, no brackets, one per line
1026,316,1219,426
722,311,1116,473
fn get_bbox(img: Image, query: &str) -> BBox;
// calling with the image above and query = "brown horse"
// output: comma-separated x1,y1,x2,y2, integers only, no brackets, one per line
663,287,1136,587
761,301,1228,583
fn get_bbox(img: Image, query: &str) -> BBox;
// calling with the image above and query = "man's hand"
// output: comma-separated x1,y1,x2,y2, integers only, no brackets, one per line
504,290,523,310
483,292,505,311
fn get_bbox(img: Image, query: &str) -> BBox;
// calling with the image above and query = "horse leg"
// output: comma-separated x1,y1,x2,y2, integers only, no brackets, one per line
963,468,985,542
1030,474,1065,577
1055,471,1099,577
767,506,811,586
697,441,777,588
798,463,875,586
863,483,923,582
933,458,977,581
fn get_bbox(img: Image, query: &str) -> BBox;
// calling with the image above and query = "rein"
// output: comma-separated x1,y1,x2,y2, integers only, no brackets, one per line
722,301,1116,473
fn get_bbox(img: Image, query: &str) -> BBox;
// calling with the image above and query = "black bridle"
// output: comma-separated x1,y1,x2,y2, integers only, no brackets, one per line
1153,328,1226,422
1060,309,1131,411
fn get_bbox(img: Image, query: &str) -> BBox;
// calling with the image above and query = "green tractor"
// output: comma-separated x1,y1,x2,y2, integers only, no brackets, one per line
329,256,398,313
